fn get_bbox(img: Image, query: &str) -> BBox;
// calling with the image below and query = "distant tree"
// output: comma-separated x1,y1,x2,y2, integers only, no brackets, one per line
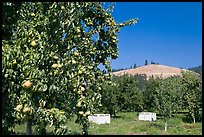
116,75,144,112
188,65,202,76
133,63,137,68
101,82,119,117
130,65,132,69
143,77,160,112
151,61,155,64
145,59,148,65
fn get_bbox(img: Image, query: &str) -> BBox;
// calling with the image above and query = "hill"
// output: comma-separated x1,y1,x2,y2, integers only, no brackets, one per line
188,65,202,75
111,64,190,79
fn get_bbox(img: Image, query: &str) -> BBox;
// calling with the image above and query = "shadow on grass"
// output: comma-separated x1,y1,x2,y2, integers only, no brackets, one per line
149,122,163,129
27,131,82,135
111,115,121,118
66,131,81,135
155,113,163,120
182,113,202,123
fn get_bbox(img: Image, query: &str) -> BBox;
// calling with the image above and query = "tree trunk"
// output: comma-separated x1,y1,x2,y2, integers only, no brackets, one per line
26,119,32,135
164,122,167,131
193,117,196,123
40,121,46,135
82,122,88,135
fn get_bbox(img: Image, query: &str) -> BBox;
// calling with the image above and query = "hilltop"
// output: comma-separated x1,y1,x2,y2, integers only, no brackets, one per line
111,64,191,79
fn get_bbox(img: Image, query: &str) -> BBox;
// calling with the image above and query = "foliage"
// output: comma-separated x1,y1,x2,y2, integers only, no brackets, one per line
100,74,147,115
180,71,202,123
143,77,160,112
116,75,144,112
154,76,184,119
99,70,202,131
2,2,138,135
101,82,119,117
133,63,137,68
153,76,185,131
2,2,22,40
188,65,202,76
145,59,148,65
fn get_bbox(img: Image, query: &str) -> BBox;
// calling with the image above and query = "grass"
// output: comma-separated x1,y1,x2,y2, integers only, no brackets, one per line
11,111,202,135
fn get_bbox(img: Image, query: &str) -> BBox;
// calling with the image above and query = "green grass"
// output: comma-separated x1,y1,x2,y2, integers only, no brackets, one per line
11,112,202,135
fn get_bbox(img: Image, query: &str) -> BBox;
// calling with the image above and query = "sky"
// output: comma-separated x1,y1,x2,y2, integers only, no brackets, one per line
104,2,202,70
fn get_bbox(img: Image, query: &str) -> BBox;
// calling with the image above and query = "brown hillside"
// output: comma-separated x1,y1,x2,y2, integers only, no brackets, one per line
111,64,189,79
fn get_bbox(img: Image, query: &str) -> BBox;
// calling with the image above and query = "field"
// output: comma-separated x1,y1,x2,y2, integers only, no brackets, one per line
12,111,202,135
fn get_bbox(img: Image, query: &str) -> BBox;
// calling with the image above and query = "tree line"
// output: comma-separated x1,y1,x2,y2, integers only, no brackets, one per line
188,65,202,76
99,71,202,131
112,60,160,72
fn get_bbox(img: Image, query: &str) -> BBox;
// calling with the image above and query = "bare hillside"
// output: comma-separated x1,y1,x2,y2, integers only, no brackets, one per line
111,64,189,79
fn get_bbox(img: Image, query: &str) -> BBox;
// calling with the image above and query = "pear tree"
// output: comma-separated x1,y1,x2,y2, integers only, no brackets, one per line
181,71,202,123
2,2,139,135
154,76,183,131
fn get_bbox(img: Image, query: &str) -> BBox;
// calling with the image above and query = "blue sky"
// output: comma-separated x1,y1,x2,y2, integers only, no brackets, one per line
104,2,202,69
